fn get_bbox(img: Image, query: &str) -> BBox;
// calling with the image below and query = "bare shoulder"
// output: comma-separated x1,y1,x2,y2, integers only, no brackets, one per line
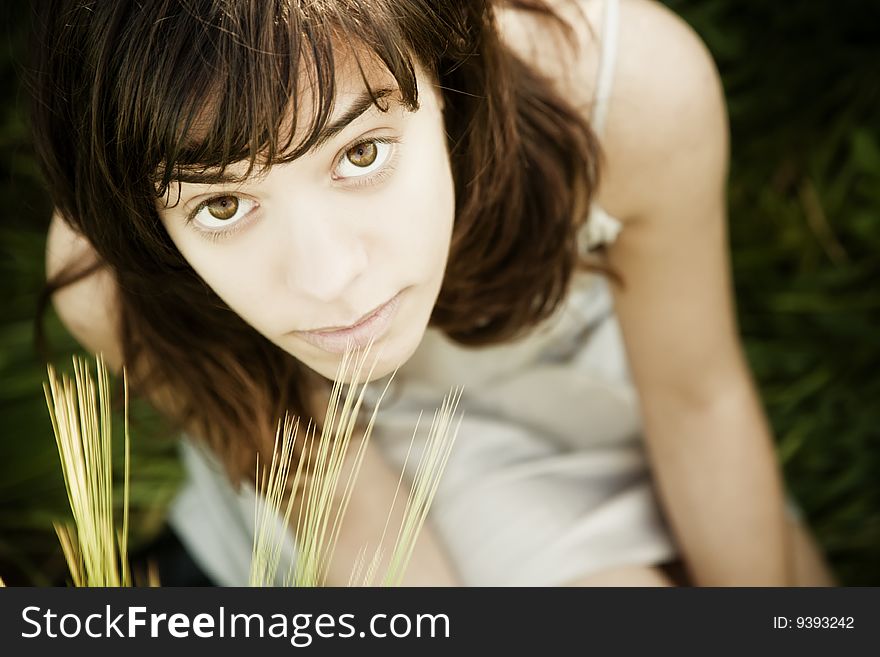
495,0,605,114
600,0,729,220
496,0,729,221
45,212,124,371
46,214,193,425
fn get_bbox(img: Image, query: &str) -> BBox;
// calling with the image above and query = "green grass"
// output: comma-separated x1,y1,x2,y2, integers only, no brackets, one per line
665,0,880,584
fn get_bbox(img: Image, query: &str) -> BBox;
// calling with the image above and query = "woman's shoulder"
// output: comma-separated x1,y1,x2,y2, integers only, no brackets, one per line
496,0,728,223
494,0,606,123
45,212,124,370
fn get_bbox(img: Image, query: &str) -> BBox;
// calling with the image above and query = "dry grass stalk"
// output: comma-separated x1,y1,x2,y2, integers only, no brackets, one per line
251,338,464,587
43,354,133,587
249,413,310,586
359,385,463,587
250,338,391,586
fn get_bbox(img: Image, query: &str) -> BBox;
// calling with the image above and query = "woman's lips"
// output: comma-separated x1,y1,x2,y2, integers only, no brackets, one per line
293,291,403,354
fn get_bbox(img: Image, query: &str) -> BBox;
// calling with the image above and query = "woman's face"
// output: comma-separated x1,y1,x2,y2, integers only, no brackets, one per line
158,56,455,383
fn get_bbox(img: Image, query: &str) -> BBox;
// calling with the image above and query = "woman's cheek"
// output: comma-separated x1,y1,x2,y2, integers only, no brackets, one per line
385,180,450,265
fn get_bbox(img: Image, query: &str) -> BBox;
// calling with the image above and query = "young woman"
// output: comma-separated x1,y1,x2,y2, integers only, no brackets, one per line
37,0,834,586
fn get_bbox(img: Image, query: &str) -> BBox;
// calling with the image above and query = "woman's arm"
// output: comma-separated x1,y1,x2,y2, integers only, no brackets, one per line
596,0,790,586
46,211,125,370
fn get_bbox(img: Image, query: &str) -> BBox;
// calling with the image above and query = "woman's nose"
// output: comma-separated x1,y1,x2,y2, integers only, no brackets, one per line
282,211,369,303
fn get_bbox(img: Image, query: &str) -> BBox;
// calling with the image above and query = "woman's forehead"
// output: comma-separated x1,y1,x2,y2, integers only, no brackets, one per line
183,44,402,144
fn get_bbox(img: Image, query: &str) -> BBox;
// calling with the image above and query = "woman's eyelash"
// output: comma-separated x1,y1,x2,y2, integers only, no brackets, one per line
351,161,397,188
201,221,247,243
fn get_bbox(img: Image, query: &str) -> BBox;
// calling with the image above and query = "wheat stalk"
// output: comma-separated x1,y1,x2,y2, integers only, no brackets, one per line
251,337,391,586
251,337,464,587
43,354,133,587
372,385,463,587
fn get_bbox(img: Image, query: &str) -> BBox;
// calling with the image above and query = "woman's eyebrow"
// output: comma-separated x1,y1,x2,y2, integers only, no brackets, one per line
174,86,398,186
310,85,398,151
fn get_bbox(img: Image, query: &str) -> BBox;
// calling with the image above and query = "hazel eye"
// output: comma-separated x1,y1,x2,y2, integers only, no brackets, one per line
189,195,257,233
206,196,239,220
345,142,377,168
334,137,397,181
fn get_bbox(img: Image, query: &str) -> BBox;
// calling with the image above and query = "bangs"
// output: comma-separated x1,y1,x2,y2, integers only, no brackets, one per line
120,1,426,196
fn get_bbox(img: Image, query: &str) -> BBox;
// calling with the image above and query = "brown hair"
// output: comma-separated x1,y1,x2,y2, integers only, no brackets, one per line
31,0,605,486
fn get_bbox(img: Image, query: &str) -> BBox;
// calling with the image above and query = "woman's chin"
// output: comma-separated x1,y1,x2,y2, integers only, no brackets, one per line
298,324,425,386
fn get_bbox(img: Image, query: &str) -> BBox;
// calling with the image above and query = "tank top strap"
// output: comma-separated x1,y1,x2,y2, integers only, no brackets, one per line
581,0,623,253
590,0,621,138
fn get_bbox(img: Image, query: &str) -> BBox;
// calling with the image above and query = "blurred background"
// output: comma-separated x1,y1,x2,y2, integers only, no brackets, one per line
1,0,878,585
